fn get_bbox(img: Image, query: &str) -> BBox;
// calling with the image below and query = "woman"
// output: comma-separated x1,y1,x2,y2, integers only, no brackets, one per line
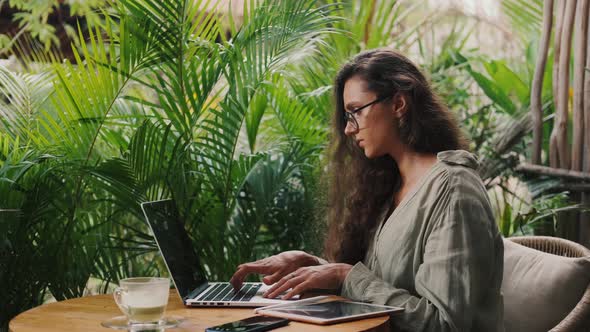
230,49,504,332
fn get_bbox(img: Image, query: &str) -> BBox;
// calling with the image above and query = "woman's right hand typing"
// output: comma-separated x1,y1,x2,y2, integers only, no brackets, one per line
229,250,322,291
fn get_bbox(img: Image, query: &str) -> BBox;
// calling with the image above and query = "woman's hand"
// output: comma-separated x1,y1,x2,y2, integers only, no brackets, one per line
229,250,321,291
263,263,352,300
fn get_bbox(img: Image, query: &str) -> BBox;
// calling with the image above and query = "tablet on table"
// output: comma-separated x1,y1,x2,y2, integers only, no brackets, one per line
254,295,404,325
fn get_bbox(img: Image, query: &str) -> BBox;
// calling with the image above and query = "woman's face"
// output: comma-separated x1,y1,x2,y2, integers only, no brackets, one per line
343,75,400,158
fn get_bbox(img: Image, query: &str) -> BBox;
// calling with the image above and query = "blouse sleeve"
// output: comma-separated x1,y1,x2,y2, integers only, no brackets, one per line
341,181,501,332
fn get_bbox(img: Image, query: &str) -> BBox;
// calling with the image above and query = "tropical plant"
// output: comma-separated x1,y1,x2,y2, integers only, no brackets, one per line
3,1,584,331
0,0,342,329
0,0,107,55
501,0,544,43
455,33,584,238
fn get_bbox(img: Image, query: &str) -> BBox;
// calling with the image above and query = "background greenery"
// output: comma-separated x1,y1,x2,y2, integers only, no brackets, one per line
0,0,580,330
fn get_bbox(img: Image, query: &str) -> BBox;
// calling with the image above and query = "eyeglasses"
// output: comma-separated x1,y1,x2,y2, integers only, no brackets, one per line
343,95,391,131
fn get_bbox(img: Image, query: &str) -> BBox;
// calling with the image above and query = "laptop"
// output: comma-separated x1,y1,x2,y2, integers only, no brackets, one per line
141,198,298,307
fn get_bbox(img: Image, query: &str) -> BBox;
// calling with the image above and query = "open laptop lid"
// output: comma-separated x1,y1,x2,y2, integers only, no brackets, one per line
141,199,208,300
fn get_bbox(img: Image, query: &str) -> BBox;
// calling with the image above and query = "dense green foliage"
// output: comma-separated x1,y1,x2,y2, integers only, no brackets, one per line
0,0,106,54
0,0,577,330
1,1,340,327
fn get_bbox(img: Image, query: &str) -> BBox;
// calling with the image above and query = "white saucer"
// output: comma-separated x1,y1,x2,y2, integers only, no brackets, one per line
101,315,185,331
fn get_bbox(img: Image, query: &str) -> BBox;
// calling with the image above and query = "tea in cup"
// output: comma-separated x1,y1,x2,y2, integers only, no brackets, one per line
113,277,170,324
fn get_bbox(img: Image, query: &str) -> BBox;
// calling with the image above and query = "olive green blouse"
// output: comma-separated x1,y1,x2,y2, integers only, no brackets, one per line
340,150,504,332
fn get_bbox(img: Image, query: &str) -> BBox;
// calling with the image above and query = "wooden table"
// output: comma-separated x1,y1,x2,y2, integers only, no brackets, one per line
9,293,390,332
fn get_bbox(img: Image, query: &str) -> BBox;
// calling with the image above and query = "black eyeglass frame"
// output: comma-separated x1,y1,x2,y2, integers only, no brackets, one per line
343,95,393,130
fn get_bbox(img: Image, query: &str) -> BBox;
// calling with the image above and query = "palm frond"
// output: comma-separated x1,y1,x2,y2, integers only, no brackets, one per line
194,0,337,209
227,150,308,275
0,66,55,142
478,113,532,185
502,0,544,42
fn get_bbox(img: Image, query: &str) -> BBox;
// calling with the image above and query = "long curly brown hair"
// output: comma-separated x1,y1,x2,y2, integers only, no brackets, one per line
323,49,468,264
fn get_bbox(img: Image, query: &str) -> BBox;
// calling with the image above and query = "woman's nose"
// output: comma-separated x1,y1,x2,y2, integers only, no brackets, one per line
344,120,357,136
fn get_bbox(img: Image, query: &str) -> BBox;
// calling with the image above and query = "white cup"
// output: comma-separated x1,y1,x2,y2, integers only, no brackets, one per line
113,277,170,324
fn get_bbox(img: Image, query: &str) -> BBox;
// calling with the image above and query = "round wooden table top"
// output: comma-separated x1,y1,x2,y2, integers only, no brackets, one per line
9,293,390,332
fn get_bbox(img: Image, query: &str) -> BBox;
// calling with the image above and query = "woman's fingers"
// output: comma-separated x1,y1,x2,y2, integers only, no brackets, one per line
262,273,290,297
229,261,274,291
264,273,305,299
261,263,349,298
282,282,311,300
231,252,320,292
262,270,286,285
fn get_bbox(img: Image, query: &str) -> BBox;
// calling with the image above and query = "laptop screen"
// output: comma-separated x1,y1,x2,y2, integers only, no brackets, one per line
141,199,208,299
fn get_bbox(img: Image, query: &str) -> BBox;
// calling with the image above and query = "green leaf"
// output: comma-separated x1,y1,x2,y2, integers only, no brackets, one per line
483,60,529,105
246,92,268,153
500,202,513,237
467,68,517,115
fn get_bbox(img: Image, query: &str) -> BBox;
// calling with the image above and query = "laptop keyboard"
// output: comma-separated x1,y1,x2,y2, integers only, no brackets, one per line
199,283,261,302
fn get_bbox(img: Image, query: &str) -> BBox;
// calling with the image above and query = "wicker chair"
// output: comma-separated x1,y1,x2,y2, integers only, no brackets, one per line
508,236,590,332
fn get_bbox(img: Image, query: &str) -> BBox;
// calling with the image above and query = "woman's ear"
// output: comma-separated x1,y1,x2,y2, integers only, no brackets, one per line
393,94,407,119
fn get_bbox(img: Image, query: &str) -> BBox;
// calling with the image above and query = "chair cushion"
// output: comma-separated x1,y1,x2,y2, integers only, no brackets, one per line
502,239,590,332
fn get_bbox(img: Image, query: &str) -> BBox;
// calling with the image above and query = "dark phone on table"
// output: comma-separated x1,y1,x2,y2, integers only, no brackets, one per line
205,316,289,332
